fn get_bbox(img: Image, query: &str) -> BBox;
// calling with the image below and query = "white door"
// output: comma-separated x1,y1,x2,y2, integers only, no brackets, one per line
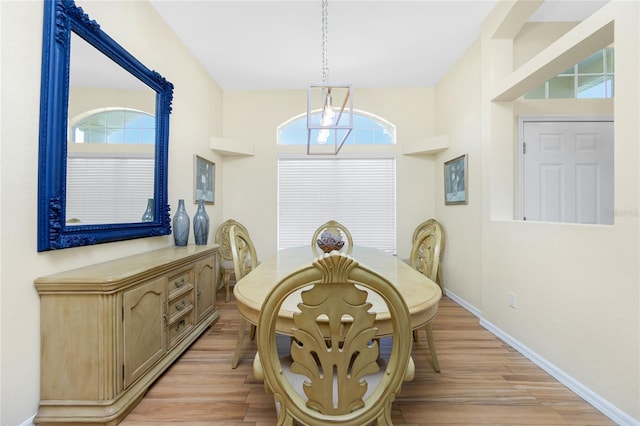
522,120,614,224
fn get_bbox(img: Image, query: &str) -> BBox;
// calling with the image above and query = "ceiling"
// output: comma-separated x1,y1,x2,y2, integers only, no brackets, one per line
148,0,609,91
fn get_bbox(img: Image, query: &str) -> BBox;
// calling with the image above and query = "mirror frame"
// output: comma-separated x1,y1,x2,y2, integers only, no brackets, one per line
38,0,174,251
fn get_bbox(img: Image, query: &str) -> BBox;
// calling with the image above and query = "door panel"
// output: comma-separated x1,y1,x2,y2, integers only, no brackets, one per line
122,277,167,388
194,257,215,322
523,121,613,224
540,164,564,222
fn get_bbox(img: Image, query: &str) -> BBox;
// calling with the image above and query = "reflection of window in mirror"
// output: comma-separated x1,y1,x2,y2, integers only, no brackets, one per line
66,108,156,225
524,48,614,99
72,109,155,144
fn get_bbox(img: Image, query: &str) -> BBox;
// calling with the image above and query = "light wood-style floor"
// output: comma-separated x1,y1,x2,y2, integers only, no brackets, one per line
121,289,615,425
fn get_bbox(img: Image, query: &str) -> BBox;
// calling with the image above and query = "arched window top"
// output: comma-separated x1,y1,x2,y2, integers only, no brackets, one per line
71,108,155,144
278,110,395,146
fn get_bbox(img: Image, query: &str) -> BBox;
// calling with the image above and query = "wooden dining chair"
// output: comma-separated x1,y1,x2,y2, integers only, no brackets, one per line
229,224,259,369
409,224,443,373
411,218,445,293
214,219,250,302
253,251,414,425
311,220,354,255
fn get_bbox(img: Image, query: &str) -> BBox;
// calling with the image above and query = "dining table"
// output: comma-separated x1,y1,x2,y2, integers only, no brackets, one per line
231,245,442,368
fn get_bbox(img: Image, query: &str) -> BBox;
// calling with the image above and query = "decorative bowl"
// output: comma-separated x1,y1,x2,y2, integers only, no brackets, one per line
317,240,345,253
316,231,345,253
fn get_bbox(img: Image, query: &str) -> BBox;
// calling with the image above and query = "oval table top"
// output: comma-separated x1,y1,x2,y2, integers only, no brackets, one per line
233,245,442,337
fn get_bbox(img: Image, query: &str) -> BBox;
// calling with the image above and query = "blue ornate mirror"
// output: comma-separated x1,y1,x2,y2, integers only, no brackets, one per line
38,0,174,251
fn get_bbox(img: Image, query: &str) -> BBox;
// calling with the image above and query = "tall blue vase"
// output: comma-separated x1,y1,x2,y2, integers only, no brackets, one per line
193,199,210,245
172,199,190,246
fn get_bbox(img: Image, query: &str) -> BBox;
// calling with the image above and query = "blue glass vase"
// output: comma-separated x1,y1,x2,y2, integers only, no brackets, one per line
141,198,155,222
193,199,210,245
172,199,190,246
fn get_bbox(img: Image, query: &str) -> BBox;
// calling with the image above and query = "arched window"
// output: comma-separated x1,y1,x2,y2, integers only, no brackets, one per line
72,108,155,144
277,110,397,254
278,110,395,145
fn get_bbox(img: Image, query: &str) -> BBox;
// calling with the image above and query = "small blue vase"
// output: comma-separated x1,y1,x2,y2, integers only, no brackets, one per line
193,199,210,245
172,199,190,246
141,198,154,222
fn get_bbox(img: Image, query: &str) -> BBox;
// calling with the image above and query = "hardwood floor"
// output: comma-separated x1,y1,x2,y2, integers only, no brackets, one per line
121,289,614,425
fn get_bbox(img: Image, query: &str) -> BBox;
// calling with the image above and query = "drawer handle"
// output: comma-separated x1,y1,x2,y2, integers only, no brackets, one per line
175,319,186,332
175,300,187,311
174,278,186,288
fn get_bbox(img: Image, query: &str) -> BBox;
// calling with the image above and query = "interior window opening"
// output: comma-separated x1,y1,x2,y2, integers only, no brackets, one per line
524,48,614,100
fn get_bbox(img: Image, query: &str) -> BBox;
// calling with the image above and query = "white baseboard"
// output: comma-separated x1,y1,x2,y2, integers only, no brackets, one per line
444,289,639,426
443,289,482,318
20,414,35,426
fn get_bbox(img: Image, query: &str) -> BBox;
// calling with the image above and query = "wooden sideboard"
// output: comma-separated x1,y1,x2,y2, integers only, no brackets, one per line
34,245,220,425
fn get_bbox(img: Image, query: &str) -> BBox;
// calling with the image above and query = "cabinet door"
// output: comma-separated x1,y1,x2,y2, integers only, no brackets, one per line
194,256,216,322
123,277,167,388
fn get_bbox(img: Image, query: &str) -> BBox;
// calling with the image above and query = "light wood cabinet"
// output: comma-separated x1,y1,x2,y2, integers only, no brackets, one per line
34,245,219,425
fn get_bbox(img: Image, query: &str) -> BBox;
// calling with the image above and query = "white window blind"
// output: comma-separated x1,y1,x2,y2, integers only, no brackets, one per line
66,156,155,224
278,156,396,254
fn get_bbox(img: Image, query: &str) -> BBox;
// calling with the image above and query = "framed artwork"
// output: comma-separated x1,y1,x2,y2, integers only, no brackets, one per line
444,154,468,205
194,155,215,204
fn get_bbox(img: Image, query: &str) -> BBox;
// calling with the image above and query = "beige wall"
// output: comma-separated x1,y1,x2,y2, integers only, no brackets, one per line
2,0,638,424
220,87,437,260
0,1,223,424
435,1,639,422
434,39,484,308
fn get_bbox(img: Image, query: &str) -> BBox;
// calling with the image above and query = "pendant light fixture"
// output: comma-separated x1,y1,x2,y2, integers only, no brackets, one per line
307,0,353,155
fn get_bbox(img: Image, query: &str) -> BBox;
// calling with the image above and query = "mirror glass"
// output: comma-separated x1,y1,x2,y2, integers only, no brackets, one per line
38,0,174,251
67,33,157,225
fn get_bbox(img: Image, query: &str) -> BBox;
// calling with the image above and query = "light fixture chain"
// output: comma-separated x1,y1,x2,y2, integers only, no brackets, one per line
321,0,329,84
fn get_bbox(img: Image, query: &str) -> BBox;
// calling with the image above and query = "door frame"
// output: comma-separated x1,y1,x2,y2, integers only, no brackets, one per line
517,115,613,220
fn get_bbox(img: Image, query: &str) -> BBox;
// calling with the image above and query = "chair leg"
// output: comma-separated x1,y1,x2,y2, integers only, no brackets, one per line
223,269,232,302
425,323,441,373
232,316,247,369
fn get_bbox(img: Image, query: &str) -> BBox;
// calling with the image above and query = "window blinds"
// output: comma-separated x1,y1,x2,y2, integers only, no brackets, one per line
278,156,396,254
66,157,155,224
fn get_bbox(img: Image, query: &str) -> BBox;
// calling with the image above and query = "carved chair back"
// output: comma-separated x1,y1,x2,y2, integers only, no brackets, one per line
255,251,413,425
229,224,259,282
215,219,249,262
409,223,443,283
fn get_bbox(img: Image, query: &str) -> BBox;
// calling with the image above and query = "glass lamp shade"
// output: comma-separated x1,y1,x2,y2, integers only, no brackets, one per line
307,84,353,155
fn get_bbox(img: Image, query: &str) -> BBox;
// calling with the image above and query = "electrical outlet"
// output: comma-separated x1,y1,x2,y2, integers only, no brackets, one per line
509,292,517,308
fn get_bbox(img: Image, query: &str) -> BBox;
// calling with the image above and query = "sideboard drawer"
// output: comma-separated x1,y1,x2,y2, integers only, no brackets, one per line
168,269,193,295
168,308,194,347
169,291,192,316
